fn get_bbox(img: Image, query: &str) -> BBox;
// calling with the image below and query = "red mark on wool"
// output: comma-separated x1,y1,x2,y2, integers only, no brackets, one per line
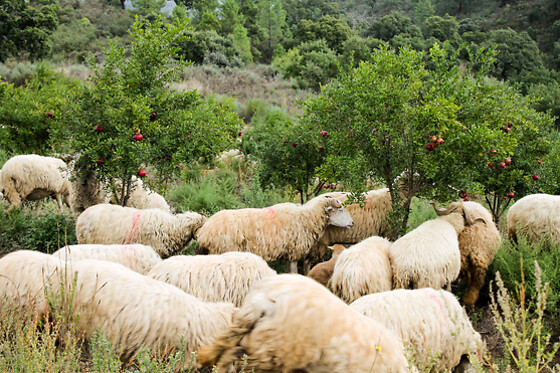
128,210,143,242
421,288,448,336
265,207,275,218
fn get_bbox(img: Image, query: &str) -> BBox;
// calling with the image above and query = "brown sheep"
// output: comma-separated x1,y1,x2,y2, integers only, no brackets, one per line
307,244,346,287
458,201,501,307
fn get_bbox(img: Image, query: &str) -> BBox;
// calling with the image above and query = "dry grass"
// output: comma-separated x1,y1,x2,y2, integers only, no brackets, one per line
175,64,315,116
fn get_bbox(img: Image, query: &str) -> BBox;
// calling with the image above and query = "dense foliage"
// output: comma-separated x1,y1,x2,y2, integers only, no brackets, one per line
300,43,555,235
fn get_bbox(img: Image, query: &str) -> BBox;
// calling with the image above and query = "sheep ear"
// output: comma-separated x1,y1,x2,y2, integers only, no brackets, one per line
327,245,334,251
325,206,334,214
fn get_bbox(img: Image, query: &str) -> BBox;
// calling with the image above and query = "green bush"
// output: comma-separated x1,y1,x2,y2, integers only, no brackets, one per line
170,168,243,215
489,236,560,317
0,206,77,256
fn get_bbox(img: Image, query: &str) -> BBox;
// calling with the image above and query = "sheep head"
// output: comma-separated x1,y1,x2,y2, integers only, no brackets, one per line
431,201,486,234
324,197,354,229
328,244,346,257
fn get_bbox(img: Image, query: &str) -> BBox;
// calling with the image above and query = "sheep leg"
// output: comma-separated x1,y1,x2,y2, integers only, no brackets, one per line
303,259,311,274
55,194,64,212
463,266,487,308
4,188,22,213
33,200,42,215
286,260,298,273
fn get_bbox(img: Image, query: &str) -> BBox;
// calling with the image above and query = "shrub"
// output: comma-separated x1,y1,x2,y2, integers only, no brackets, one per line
0,205,77,256
489,236,560,317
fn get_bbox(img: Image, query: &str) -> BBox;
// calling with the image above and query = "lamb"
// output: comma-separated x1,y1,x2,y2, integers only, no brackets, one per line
350,288,484,372
459,201,501,307
147,252,276,306
330,236,393,303
307,244,346,287
75,204,207,258
197,274,411,373
0,250,63,319
50,259,236,364
0,154,72,213
52,244,163,275
126,176,171,212
195,195,354,273
507,193,560,246
390,201,480,290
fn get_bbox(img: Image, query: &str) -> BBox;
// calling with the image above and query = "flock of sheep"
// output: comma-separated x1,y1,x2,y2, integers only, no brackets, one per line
0,153,556,372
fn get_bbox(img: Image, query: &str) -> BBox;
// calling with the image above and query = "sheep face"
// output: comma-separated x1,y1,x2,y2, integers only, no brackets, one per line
325,198,354,228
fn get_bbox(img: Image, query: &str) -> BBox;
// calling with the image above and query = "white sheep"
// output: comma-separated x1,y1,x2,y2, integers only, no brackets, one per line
52,244,163,275
126,176,171,212
50,259,236,364
75,204,207,258
507,193,560,246
197,274,411,373
0,154,72,213
350,288,484,372
311,188,393,262
147,252,276,307
195,195,354,273
458,201,502,307
0,250,63,319
330,236,393,303
390,201,480,290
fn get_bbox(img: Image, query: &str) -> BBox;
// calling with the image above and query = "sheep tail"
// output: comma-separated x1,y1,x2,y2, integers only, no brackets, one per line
197,307,261,371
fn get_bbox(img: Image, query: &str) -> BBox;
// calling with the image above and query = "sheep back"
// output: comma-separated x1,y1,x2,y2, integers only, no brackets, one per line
390,218,461,289
54,260,235,363
198,274,410,373
124,176,171,212
52,244,163,275
350,288,484,371
0,250,62,318
75,204,206,258
331,236,393,303
147,252,276,306
196,196,345,262
507,194,560,245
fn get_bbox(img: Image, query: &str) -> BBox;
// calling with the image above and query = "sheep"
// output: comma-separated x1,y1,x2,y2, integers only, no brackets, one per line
0,250,63,319
126,176,171,212
307,244,346,287
310,188,393,263
51,244,163,275
147,252,276,306
390,201,481,290
330,236,393,303
68,170,111,215
75,204,207,258
195,195,354,273
459,201,501,308
350,288,484,372
0,154,72,213
50,259,236,364
507,193,560,246
197,274,411,373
